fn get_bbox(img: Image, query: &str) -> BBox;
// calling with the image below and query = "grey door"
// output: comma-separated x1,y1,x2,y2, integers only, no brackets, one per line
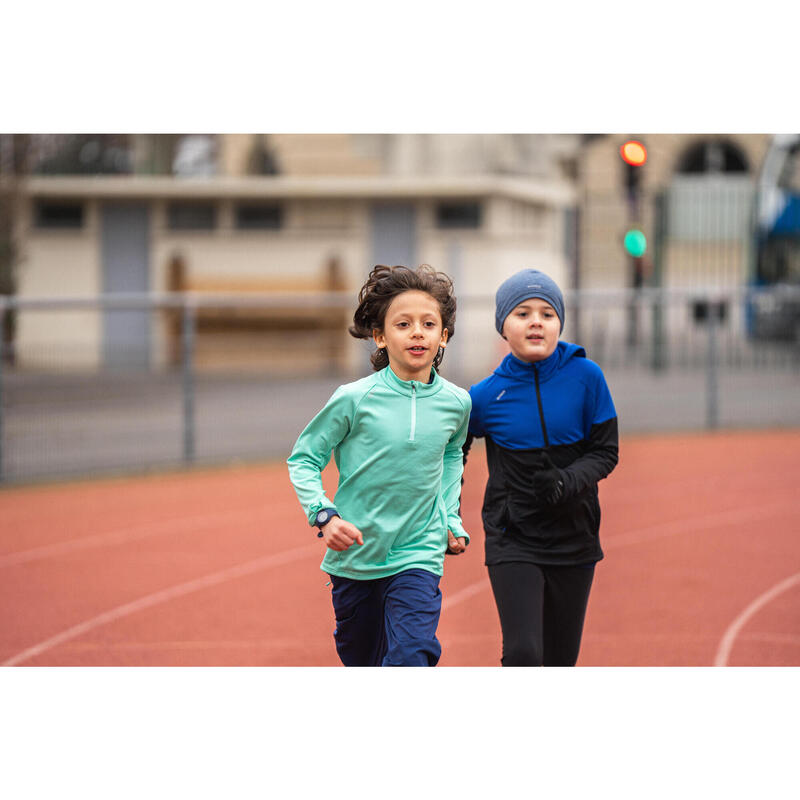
370,204,417,268
101,204,150,368
364,203,418,369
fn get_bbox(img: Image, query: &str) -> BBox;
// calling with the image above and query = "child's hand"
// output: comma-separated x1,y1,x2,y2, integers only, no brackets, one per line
446,529,467,555
321,516,364,551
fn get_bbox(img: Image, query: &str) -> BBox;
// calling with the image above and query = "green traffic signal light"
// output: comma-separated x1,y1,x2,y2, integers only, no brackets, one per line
624,229,647,257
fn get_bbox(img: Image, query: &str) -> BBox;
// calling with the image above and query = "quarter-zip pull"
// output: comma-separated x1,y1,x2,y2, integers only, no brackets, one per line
408,382,417,442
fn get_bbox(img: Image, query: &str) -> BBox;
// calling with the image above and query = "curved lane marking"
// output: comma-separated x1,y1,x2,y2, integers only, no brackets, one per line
714,572,800,667
441,578,490,611
2,543,319,666
3,502,795,665
603,501,794,550
0,506,269,568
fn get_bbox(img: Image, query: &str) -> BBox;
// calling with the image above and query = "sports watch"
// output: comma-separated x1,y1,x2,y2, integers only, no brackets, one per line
314,507,340,538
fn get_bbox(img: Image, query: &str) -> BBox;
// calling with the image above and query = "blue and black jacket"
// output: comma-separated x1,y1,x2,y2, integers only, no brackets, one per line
466,341,618,566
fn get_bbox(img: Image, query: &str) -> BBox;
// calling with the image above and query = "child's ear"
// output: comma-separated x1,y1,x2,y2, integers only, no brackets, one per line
373,329,385,348
440,328,449,347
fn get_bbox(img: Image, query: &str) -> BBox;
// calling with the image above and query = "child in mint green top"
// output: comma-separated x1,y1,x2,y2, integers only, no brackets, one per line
287,264,471,666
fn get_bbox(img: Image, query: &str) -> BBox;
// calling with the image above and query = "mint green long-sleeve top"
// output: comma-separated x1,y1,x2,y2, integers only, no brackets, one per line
287,365,472,580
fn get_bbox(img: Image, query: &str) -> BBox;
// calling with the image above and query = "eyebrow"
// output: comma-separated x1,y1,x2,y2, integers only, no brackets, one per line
390,311,441,319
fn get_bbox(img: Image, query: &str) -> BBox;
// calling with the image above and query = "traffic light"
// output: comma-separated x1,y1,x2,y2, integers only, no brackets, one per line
623,228,647,258
620,139,648,307
621,138,647,253
620,140,647,167
621,139,647,198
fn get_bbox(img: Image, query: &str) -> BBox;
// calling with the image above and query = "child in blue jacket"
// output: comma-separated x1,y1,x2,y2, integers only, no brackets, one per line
465,269,618,666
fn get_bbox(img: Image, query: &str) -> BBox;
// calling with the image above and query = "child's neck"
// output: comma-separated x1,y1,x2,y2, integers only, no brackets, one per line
390,361,434,383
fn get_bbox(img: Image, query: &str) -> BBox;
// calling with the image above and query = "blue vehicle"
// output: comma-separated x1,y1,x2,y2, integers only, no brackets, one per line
751,137,800,342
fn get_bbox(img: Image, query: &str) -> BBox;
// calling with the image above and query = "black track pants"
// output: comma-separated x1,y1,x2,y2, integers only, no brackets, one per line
488,562,595,667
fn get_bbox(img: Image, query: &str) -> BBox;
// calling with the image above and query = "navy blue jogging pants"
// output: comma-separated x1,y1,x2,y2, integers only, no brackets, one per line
329,568,442,667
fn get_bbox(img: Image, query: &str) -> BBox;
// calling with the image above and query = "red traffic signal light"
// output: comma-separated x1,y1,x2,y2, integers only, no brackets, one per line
620,140,647,167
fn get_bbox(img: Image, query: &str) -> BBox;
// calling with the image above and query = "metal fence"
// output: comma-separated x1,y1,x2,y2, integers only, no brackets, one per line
0,287,798,484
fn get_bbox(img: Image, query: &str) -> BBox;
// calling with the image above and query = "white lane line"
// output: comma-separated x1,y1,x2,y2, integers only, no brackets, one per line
441,502,796,613
2,543,319,667
4,502,795,665
603,501,794,550
713,572,800,667
442,578,490,610
0,506,268,568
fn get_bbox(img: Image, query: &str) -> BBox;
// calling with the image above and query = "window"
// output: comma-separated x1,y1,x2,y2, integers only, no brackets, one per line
670,139,753,241
435,202,482,229
677,140,749,175
35,201,84,229
167,202,217,230
234,203,283,230
31,134,133,175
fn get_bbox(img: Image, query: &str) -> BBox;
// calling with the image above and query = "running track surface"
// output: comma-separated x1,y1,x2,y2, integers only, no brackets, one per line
1,430,798,667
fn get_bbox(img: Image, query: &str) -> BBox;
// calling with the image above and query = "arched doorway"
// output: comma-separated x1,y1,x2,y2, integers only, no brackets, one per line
666,137,755,288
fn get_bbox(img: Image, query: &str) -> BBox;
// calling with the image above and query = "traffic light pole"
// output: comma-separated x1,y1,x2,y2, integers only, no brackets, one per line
620,141,648,356
625,162,642,352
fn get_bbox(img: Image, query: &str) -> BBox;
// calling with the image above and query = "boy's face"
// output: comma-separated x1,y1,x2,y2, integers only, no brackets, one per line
373,290,448,382
502,298,560,363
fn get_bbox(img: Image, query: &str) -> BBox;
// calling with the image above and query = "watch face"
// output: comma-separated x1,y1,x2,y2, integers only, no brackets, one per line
317,511,329,524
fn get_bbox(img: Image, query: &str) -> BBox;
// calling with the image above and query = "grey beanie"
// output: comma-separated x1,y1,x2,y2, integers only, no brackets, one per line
495,269,565,334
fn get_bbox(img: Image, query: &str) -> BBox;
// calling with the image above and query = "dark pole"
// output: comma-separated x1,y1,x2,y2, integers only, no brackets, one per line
0,303,4,483
706,302,719,429
625,160,642,352
182,297,196,464
651,191,667,371
569,204,582,345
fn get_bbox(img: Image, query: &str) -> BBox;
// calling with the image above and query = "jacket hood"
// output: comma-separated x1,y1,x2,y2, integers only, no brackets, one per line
494,340,586,383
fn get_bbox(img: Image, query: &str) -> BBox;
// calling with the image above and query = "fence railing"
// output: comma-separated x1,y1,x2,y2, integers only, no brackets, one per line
1,286,798,483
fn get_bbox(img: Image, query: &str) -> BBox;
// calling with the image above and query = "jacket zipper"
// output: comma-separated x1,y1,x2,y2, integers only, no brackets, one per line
409,382,417,442
533,365,550,448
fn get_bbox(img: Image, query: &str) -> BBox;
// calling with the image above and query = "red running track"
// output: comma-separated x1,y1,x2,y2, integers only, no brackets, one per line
1,430,798,667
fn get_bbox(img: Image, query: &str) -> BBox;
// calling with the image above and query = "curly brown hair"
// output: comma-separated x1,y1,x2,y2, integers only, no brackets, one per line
349,264,457,372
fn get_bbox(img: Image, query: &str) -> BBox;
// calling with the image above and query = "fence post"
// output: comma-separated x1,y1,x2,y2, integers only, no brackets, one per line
651,191,667,371
567,205,581,346
706,302,719,429
182,296,196,464
0,302,4,483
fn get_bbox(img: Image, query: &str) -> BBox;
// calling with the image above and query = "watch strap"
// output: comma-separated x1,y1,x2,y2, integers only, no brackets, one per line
314,507,340,536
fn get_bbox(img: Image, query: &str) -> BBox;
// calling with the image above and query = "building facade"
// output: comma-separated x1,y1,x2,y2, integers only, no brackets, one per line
8,134,579,377
578,133,772,291
6,133,790,379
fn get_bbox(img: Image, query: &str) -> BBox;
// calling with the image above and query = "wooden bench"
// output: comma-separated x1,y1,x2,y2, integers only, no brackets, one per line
165,256,351,373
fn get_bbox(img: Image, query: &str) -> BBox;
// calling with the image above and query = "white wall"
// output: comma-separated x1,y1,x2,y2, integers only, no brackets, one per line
15,192,571,378
16,200,102,369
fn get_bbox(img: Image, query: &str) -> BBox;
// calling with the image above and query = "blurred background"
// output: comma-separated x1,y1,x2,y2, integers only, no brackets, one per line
0,132,798,482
